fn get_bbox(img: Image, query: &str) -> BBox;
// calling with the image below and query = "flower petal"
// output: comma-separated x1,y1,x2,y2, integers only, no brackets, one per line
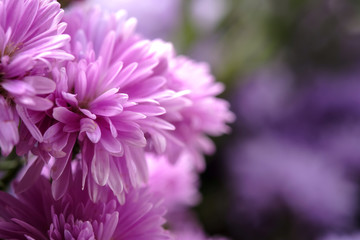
91,146,110,186
80,118,101,143
16,105,42,142
23,76,56,94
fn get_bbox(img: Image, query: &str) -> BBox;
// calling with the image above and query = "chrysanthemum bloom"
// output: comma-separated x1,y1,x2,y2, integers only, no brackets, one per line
21,6,185,202
0,165,172,240
0,0,73,155
148,41,235,170
168,56,235,170
147,153,200,211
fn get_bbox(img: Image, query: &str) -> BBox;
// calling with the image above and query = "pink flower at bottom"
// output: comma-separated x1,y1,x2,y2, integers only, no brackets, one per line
0,164,172,240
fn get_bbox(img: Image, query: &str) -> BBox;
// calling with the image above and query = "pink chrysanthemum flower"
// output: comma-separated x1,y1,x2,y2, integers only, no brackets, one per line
147,153,201,211
0,95,18,155
148,41,235,170
0,0,73,155
0,165,172,240
168,56,235,170
21,6,183,202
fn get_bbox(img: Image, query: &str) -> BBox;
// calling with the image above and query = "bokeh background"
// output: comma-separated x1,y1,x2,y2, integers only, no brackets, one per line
44,0,360,239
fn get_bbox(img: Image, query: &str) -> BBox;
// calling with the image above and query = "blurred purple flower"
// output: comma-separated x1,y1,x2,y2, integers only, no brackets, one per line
279,70,360,171
230,136,356,229
235,62,294,129
0,164,171,240
229,62,360,234
0,0,73,155
147,153,201,211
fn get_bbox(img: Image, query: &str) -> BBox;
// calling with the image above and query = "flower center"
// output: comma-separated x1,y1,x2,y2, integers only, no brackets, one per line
3,42,23,58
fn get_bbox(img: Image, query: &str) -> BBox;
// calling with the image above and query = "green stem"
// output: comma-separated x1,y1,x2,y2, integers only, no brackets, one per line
0,149,23,191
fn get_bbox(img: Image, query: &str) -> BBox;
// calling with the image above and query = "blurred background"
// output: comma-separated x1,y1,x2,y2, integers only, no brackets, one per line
58,0,360,239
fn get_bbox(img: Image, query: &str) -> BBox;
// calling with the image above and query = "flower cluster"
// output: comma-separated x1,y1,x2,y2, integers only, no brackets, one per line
0,165,170,240
0,0,233,238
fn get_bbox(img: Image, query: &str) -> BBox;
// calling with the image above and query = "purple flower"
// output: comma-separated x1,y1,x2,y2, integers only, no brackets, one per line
234,62,294,129
229,135,356,229
147,153,201,211
167,56,235,169
17,6,184,202
280,71,360,171
149,40,235,170
0,0,73,155
13,4,233,205
228,62,360,238
0,164,172,240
